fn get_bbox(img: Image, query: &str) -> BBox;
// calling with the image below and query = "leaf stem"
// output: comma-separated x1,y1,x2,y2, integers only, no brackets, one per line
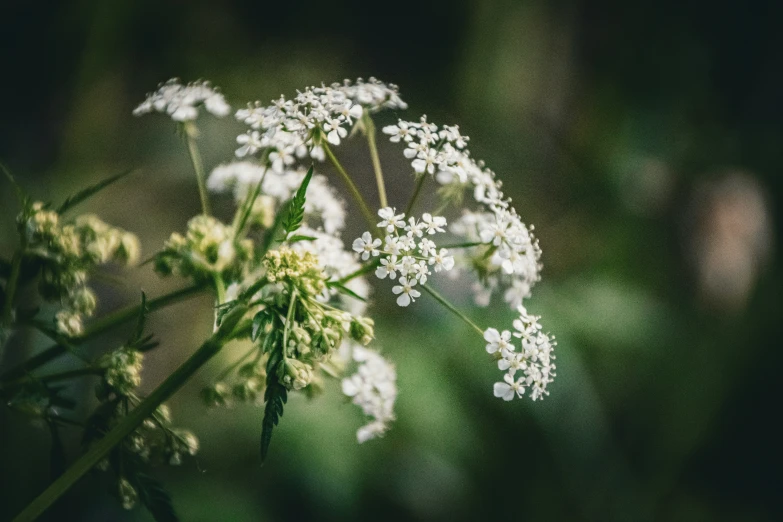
362,111,388,208
1,284,204,382
320,141,376,230
420,284,484,336
184,122,211,216
439,241,485,249
404,174,427,217
11,303,248,522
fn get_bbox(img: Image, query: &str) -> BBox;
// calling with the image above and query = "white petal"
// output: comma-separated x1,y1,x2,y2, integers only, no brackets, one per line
396,293,411,307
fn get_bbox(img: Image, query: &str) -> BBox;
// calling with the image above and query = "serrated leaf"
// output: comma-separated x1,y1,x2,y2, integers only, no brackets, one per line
280,165,313,239
260,379,287,463
135,473,180,522
57,170,134,214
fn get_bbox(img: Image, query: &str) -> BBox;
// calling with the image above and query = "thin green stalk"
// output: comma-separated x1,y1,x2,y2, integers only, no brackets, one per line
420,284,484,336
332,259,380,286
404,174,427,217
12,303,248,522
233,165,268,238
439,241,485,249
362,111,388,208
321,141,376,229
184,122,211,216
2,250,23,326
1,284,204,382
1,367,102,393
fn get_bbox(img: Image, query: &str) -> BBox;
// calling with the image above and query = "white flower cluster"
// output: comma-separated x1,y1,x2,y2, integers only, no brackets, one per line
341,345,397,443
207,162,346,235
132,78,230,121
353,207,454,307
383,115,542,309
485,306,556,401
234,78,406,161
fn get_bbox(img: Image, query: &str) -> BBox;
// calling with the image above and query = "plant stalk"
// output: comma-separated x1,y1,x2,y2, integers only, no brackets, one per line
420,284,484,336
321,141,376,230
1,284,204,382
12,303,248,522
184,122,211,216
404,174,427,217
362,112,388,208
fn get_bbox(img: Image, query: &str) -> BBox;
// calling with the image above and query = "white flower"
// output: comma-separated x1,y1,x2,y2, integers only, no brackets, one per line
352,232,381,260
498,352,525,375
133,79,230,122
429,249,455,272
382,120,415,142
376,255,399,279
418,238,436,257
341,345,397,443
236,131,264,157
377,207,405,233
493,373,525,401
392,277,420,306
483,328,513,355
421,213,447,234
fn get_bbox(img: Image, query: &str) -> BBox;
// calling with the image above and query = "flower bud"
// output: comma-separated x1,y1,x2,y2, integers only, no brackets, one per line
350,316,375,345
278,359,314,391
118,477,138,510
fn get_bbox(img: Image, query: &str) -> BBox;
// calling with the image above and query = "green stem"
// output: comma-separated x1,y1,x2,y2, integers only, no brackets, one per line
321,141,376,230
1,367,102,393
2,250,23,326
184,122,211,216
233,165,268,238
439,241,485,249
420,284,484,336
12,303,248,522
362,112,388,208
404,174,427,217
0,284,204,382
331,259,380,286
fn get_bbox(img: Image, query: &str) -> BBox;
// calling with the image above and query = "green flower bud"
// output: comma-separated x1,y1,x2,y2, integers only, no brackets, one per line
278,359,314,391
350,316,375,346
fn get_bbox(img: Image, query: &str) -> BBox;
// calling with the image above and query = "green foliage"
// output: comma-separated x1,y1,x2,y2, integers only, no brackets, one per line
280,165,313,240
57,170,134,214
134,473,179,522
260,321,287,463
0,161,28,206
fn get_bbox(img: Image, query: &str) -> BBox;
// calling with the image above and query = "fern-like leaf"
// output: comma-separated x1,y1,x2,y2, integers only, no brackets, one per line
280,165,313,238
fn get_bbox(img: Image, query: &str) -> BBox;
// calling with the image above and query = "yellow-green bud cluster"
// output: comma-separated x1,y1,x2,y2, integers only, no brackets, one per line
17,203,139,337
99,348,144,396
279,359,314,390
263,247,325,297
155,215,253,283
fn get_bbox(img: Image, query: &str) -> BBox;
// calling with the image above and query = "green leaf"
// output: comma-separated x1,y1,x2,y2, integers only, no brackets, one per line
286,235,317,244
260,339,287,463
0,161,27,204
329,282,367,302
260,379,287,463
280,165,314,239
130,292,148,345
134,472,180,522
57,170,134,214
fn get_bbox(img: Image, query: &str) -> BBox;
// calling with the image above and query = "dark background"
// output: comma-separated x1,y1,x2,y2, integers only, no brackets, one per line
1,1,781,520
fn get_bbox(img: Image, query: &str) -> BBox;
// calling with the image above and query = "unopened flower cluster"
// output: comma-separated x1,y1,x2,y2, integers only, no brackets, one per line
17,202,140,336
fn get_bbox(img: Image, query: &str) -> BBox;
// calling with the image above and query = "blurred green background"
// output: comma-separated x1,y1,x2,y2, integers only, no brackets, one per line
1,0,781,521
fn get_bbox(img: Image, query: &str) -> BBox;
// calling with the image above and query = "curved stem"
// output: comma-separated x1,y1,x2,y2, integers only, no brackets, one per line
404,174,427,217
331,259,380,286
321,141,376,229
1,367,102,393
184,122,211,216
362,112,388,208
420,284,484,336
12,303,248,522
1,284,204,382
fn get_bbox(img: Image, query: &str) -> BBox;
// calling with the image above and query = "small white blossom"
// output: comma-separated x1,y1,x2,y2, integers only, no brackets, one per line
353,232,381,260
483,328,513,355
392,277,420,307
493,373,525,401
